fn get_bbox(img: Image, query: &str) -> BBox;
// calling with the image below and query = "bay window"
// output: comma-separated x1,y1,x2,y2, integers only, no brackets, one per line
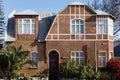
97,18,108,34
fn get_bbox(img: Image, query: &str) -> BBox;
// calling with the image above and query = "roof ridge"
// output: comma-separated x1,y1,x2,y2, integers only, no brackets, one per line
14,9,38,15
69,1,85,5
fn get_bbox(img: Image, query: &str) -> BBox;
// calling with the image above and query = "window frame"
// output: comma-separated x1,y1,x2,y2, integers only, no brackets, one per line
18,18,35,34
71,19,84,34
71,51,84,64
31,52,39,68
98,52,106,67
109,52,113,60
97,18,108,34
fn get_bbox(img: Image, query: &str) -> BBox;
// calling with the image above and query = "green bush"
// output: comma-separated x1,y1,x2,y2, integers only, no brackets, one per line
100,72,112,80
23,75,31,80
12,70,21,78
32,72,47,78
60,60,79,78
79,65,100,79
60,60,100,79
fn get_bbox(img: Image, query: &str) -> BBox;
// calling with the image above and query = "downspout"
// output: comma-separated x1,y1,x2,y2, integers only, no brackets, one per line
94,41,97,72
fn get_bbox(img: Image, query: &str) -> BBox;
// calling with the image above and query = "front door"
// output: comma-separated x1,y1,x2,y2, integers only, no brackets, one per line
49,51,59,80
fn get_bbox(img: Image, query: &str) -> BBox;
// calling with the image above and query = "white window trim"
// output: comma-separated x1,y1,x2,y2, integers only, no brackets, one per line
97,18,108,34
71,19,84,34
18,18,35,34
109,52,113,60
71,51,84,64
98,52,106,67
108,18,113,36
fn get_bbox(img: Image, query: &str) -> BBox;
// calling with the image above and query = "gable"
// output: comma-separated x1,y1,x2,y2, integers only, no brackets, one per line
59,5,96,15
45,4,96,41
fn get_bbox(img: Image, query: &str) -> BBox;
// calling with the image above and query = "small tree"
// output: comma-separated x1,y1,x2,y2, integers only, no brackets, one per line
0,45,34,79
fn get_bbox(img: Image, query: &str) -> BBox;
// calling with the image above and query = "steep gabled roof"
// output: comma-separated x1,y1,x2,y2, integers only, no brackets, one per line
38,12,56,42
5,17,15,42
14,10,38,15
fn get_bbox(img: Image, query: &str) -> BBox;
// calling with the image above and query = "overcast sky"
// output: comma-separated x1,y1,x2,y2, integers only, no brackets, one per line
3,0,87,20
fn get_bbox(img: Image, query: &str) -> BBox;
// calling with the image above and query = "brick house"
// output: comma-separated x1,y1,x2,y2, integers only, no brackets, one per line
5,1,115,79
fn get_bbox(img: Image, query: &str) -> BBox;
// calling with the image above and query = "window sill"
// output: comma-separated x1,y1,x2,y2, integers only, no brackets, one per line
97,33,108,35
29,66,38,69
98,66,106,68
71,33,84,35
18,34,35,35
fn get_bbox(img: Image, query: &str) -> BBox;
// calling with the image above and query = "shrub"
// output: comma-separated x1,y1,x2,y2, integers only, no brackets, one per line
60,60,100,79
23,75,31,80
79,65,100,79
106,59,120,79
32,72,47,79
12,70,21,78
100,72,112,80
60,60,79,78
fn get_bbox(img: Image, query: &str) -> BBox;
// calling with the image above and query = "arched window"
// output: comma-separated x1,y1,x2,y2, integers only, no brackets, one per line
31,52,38,68
71,19,84,34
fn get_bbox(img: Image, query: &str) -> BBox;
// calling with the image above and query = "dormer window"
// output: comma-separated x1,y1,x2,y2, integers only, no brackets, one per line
71,19,84,34
18,18,35,34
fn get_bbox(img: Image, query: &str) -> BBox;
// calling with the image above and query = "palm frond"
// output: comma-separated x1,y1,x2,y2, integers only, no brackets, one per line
17,45,22,53
18,51,29,59
23,60,35,66
0,45,32,78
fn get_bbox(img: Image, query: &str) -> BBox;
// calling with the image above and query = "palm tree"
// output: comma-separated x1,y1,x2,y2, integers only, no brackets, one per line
0,45,34,79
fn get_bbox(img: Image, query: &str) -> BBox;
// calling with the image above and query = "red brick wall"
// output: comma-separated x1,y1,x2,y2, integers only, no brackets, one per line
46,41,111,67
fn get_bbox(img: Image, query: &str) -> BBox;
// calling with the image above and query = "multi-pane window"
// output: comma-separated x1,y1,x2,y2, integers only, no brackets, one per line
71,19,84,34
71,51,84,64
98,52,106,67
97,18,108,34
18,19,35,34
31,53,38,67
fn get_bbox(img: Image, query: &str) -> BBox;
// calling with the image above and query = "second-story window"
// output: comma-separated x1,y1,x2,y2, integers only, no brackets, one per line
71,19,84,34
97,18,108,34
18,19,35,34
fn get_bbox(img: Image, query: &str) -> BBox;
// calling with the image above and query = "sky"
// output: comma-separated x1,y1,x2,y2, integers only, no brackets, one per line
3,0,87,20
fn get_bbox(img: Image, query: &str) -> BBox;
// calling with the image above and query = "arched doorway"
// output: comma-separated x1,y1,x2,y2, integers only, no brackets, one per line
49,51,59,80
